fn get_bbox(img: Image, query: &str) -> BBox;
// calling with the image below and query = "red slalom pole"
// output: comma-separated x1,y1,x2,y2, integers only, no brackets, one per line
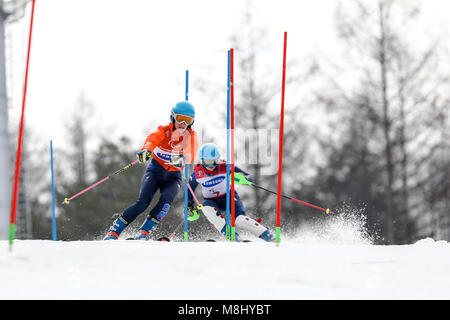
276,32,287,245
9,0,37,251
230,48,236,241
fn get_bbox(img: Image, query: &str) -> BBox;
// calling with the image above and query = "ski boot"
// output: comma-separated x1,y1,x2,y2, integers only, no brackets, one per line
134,218,159,240
220,226,242,242
104,216,129,240
259,229,276,242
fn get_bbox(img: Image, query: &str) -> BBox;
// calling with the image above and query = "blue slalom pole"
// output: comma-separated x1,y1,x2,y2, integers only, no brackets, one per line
50,140,57,241
185,70,189,101
184,70,189,242
225,51,231,240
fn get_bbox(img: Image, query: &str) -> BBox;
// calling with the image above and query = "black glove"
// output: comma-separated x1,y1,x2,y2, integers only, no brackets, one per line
170,154,186,169
137,149,152,164
187,201,196,215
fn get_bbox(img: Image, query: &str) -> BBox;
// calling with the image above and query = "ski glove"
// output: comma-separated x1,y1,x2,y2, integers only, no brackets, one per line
245,174,254,184
137,149,152,164
187,201,196,215
170,154,186,169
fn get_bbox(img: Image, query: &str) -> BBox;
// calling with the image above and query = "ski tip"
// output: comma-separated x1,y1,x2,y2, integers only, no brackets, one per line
157,237,171,242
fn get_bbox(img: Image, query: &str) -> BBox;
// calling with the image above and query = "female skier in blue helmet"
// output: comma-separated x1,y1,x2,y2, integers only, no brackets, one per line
104,101,198,240
187,143,276,242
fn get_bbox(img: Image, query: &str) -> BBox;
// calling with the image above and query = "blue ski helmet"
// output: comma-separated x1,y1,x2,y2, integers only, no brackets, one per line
199,143,221,170
170,101,195,126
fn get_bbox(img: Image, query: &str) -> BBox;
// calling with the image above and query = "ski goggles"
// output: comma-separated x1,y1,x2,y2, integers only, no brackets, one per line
172,111,194,125
202,159,219,167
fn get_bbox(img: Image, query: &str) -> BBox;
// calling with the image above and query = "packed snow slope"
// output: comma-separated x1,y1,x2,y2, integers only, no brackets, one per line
1,234,449,300
1,211,449,299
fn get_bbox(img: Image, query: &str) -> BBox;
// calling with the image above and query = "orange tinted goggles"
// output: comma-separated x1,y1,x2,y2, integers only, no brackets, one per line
172,112,194,125
203,159,218,166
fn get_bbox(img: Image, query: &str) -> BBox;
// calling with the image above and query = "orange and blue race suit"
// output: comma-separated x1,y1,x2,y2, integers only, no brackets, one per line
141,123,198,171
121,123,198,224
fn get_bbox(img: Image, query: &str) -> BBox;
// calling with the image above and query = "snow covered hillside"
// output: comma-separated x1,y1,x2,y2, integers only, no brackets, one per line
1,233,449,300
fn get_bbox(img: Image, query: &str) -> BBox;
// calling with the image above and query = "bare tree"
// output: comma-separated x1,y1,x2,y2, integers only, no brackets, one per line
65,92,94,186
311,0,450,243
223,2,321,230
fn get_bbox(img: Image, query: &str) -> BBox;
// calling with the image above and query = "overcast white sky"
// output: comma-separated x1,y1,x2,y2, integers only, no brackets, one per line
4,0,450,155
4,0,341,152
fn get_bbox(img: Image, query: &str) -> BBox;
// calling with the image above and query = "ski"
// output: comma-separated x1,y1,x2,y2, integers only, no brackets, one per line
125,237,252,242
205,239,252,242
125,237,170,241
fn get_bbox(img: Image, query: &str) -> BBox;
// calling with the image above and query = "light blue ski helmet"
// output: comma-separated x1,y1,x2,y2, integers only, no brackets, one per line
170,101,195,126
199,143,221,170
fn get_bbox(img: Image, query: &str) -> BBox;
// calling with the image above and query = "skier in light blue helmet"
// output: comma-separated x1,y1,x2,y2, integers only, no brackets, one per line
187,143,276,242
198,143,221,170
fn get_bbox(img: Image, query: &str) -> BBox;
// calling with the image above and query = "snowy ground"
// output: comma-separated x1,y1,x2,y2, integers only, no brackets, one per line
1,210,449,300
1,233,449,300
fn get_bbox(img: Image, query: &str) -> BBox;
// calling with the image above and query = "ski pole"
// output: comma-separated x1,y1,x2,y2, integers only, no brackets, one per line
168,159,204,219
168,221,184,240
157,166,201,242
61,160,139,205
158,220,185,242
159,207,199,242
179,167,204,218
233,172,333,214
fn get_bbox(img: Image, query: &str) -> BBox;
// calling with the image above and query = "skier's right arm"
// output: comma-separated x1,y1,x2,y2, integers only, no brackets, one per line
137,126,166,164
141,125,166,152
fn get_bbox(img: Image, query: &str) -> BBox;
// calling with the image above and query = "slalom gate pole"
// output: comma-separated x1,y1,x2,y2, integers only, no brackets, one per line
230,48,236,242
61,160,139,205
9,0,37,252
184,69,189,242
158,172,201,242
179,170,203,213
160,201,200,241
225,50,231,240
276,32,287,245
185,69,189,101
50,140,57,241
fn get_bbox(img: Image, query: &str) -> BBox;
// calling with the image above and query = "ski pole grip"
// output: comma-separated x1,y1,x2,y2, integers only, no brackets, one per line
233,172,253,185
188,204,203,221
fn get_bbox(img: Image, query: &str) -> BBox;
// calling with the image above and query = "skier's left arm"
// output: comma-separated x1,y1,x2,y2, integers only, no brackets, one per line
234,166,254,183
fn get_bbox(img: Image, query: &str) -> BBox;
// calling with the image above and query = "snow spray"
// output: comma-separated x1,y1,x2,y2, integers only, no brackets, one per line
288,202,375,245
